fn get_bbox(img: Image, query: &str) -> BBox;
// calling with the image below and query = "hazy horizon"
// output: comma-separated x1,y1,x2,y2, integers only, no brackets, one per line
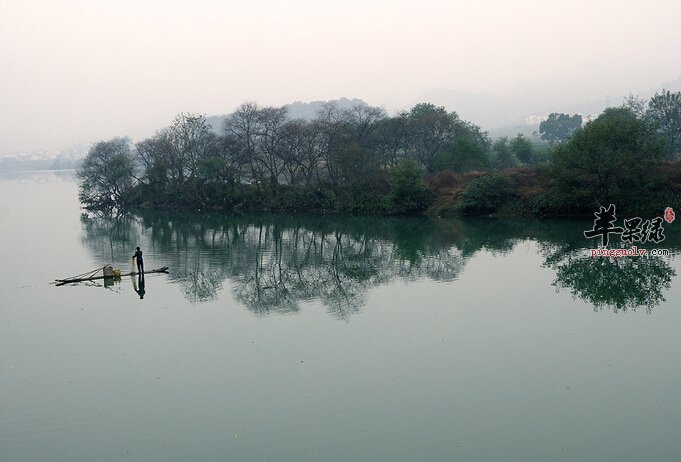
2,0,681,155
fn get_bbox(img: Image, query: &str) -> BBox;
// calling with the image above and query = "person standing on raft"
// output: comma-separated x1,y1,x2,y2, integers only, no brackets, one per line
133,247,144,276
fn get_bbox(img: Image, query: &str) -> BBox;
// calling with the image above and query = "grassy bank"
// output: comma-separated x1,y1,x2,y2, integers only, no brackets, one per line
427,160,681,218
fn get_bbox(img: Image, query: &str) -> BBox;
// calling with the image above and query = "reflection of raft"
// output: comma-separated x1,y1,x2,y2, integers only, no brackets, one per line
55,266,169,286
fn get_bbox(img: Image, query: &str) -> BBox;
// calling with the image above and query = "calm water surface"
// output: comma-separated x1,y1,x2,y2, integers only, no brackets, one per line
1,171,681,461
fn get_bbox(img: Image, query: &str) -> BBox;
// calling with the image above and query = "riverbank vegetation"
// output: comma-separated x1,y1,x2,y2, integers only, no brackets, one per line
78,90,681,217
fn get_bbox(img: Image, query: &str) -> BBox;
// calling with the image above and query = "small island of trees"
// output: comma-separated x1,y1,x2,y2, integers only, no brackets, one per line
78,91,681,217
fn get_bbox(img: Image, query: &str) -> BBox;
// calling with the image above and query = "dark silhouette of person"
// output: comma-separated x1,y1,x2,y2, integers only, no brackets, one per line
133,246,144,276
135,275,146,299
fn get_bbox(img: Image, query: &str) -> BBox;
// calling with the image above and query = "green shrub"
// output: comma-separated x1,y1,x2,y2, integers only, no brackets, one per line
457,174,514,215
387,160,433,214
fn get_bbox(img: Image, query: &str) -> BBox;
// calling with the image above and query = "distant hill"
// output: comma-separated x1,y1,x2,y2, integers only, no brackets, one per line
286,97,370,120
205,98,371,132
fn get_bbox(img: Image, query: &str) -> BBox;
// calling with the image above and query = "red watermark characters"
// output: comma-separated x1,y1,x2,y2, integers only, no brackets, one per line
665,207,675,224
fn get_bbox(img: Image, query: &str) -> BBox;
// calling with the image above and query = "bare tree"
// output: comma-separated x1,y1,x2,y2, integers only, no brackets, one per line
255,105,289,193
224,102,263,189
78,137,136,212
313,101,350,187
346,104,386,143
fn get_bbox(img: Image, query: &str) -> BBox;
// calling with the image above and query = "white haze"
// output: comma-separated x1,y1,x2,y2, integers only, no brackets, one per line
1,0,681,155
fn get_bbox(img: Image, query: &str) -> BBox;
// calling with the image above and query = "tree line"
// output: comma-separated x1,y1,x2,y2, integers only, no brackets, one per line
79,90,681,216
78,100,541,214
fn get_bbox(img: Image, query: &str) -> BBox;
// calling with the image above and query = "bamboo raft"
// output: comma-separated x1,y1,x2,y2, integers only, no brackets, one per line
55,267,169,286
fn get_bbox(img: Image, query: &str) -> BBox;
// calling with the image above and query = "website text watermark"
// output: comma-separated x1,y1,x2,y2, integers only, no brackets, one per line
588,247,670,258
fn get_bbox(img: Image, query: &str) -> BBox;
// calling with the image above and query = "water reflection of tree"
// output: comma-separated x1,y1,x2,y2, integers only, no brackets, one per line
181,262,224,303
80,211,136,263
225,223,466,319
80,212,680,315
542,243,676,313
80,212,469,317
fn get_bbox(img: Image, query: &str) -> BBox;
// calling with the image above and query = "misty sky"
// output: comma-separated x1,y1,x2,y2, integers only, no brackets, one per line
2,0,681,155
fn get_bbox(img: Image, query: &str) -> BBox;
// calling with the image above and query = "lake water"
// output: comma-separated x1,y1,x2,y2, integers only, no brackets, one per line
1,171,681,461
